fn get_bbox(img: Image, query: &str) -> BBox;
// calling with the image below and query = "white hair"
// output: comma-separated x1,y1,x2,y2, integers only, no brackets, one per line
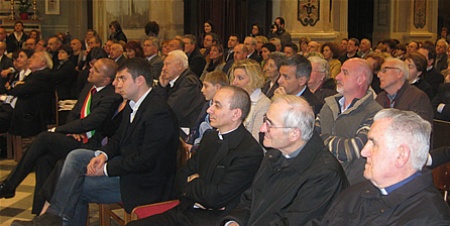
374,109,431,171
168,49,189,69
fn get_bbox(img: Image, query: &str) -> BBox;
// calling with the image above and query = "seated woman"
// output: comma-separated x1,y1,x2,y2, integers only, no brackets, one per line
125,41,144,59
405,52,434,99
200,44,225,81
307,56,337,102
261,52,284,99
52,44,77,100
230,59,270,139
260,43,276,67
320,42,341,79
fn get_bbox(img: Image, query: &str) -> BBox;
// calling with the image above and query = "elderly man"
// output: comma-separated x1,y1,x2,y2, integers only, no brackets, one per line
142,37,163,81
47,36,63,66
316,109,450,225
183,34,206,77
358,38,373,59
315,58,382,185
1,58,121,214
69,38,85,67
128,86,264,226
435,38,448,71
222,44,248,75
157,50,204,136
11,58,180,226
376,57,433,124
308,56,336,102
219,95,348,226
307,41,320,53
109,43,126,66
274,54,323,115
244,36,262,63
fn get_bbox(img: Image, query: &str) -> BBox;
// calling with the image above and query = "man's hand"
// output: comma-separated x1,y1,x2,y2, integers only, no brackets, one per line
159,72,170,87
273,86,287,96
87,154,106,176
187,173,199,182
1,69,11,78
67,133,85,142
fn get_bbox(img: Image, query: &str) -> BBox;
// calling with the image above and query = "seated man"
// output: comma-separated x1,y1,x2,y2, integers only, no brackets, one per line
0,58,122,214
128,86,264,226
219,95,348,226
11,58,180,226
315,109,450,225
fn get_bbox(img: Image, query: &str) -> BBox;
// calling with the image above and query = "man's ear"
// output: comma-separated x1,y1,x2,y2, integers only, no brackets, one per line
298,76,307,86
394,144,411,168
288,128,301,142
232,108,242,122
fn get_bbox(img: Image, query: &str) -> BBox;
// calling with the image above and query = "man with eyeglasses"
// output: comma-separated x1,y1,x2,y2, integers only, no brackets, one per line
218,95,348,226
375,57,433,125
315,58,382,185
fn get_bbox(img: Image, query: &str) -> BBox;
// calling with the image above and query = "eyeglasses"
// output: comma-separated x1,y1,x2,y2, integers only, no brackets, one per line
379,66,401,73
263,114,294,131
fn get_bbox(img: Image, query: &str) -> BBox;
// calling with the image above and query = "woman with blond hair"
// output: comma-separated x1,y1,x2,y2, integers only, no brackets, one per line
230,59,270,139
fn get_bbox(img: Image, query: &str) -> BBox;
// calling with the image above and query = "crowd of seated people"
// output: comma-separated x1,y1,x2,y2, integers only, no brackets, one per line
0,17,450,226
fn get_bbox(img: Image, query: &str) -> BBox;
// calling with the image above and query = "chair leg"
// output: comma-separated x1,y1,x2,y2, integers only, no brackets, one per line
13,135,22,162
99,204,112,226
124,212,131,224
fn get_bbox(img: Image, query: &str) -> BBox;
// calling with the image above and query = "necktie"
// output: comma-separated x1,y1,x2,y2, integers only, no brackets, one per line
80,87,97,143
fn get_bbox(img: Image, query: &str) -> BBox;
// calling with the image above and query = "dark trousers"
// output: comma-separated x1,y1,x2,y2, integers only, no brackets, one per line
0,104,13,133
127,204,227,226
5,131,83,214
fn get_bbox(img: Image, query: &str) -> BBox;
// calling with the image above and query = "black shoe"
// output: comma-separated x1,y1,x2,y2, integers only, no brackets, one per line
0,181,15,199
11,213,63,226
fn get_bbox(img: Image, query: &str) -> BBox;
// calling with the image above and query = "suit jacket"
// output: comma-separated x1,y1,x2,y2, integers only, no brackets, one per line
435,54,448,72
114,55,127,67
175,124,263,223
261,80,279,99
188,47,207,78
0,54,13,92
7,68,53,136
6,32,29,53
221,133,349,226
248,51,262,63
52,60,77,100
301,87,324,116
148,55,163,81
156,69,205,129
423,67,444,98
55,83,122,145
102,89,179,213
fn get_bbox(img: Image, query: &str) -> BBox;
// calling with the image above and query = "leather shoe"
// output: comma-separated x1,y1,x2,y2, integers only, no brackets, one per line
11,213,63,226
0,181,15,199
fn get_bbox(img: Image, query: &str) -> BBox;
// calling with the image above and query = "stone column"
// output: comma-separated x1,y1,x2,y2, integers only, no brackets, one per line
372,0,437,45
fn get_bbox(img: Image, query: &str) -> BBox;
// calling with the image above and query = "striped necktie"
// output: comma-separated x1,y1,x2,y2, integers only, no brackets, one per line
80,87,97,143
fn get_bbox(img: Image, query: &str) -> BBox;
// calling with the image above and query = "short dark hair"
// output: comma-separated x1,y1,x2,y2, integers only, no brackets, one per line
145,21,159,36
86,47,108,63
109,20,122,32
262,43,276,52
267,52,287,70
284,43,298,53
125,41,145,58
222,86,251,121
405,52,427,75
59,44,73,56
12,49,34,60
281,54,312,80
349,38,360,46
276,17,285,25
183,34,196,44
118,58,153,86
419,44,437,62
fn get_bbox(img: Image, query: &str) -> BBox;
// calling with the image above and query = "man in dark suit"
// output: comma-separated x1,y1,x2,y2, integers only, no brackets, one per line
274,54,323,116
182,34,206,78
0,58,122,214
157,50,205,138
6,21,29,54
143,37,163,81
0,42,13,88
418,45,445,97
47,36,63,67
110,43,126,67
128,86,264,226
244,36,262,63
219,95,348,226
11,58,179,226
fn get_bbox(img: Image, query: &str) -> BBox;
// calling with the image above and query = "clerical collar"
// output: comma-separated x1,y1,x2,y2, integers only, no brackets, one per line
217,126,239,140
378,171,421,195
283,143,305,159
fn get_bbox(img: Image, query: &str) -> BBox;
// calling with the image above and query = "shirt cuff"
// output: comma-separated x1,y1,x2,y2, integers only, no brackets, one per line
94,150,108,161
426,153,433,166
437,104,446,113
103,163,109,177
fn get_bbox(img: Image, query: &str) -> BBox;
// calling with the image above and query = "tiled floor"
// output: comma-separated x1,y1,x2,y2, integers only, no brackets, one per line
0,159,123,226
